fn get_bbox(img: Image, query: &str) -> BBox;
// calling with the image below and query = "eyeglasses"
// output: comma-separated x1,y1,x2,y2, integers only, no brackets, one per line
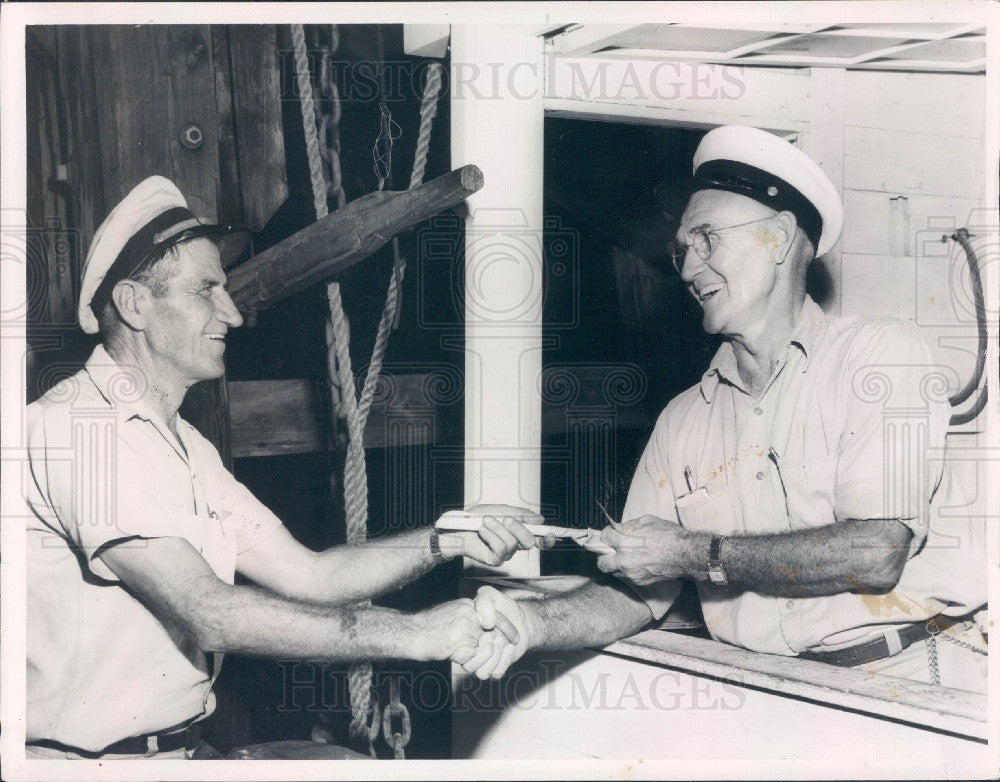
668,215,774,274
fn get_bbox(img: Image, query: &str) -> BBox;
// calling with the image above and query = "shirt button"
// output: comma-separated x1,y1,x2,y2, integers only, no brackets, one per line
785,600,795,609
756,471,765,481
754,407,763,416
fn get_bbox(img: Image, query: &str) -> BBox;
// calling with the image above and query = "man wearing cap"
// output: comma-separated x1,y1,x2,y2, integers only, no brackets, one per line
460,125,987,691
25,176,548,759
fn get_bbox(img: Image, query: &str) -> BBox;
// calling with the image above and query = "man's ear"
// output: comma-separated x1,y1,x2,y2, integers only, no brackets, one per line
109,279,149,331
772,211,798,265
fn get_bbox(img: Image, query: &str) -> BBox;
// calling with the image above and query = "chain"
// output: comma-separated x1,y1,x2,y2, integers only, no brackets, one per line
925,635,940,686
937,624,989,655
382,676,412,759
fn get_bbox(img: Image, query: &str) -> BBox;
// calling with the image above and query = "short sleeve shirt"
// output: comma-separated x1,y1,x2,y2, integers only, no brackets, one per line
623,297,987,655
25,345,284,751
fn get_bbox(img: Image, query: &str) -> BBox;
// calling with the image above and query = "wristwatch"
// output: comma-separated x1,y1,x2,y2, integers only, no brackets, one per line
708,535,728,585
429,528,445,565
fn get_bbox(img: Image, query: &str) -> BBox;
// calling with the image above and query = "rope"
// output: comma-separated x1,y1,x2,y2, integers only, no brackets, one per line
409,64,442,191
291,26,443,757
292,24,374,751
358,63,444,424
372,28,401,193
368,59,442,762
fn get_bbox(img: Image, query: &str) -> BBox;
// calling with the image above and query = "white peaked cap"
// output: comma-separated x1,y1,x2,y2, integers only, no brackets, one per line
692,125,843,258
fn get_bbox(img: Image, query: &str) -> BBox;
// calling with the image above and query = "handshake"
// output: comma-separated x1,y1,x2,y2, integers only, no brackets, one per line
409,585,533,680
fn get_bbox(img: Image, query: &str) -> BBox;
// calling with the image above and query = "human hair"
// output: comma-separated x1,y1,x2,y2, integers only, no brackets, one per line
786,225,816,300
96,243,183,337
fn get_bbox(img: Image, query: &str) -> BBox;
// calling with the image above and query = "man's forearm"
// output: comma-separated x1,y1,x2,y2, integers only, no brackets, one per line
683,518,912,597
191,575,417,660
522,580,654,651
304,527,447,604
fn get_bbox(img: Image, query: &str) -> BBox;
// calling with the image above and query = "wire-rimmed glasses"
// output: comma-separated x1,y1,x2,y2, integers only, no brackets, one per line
668,215,774,274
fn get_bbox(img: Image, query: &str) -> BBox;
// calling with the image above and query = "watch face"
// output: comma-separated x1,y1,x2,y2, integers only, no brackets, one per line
708,567,728,585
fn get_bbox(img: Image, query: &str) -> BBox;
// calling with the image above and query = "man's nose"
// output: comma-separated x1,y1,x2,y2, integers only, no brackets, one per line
679,247,705,281
216,288,244,328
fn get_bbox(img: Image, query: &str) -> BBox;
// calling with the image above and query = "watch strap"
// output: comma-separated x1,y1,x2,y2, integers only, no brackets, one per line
708,535,728,585
709,535,723,564
429,527,445,565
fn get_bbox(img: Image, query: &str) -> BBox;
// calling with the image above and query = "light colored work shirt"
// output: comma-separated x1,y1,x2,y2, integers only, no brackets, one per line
624,296,986,655
26,345,283,751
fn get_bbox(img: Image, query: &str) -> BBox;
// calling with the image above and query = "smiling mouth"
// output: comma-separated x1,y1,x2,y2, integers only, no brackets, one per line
696,284,724,303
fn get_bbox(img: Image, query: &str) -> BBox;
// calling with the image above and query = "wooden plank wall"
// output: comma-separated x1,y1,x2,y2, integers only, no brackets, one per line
43,25,287,459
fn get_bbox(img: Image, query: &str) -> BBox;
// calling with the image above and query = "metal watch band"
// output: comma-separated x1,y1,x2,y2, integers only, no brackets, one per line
429,527,445,565
708,535,728,585
709,535,723,563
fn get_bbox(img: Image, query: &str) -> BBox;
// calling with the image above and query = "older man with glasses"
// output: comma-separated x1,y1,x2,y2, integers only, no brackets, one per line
462,125,987,692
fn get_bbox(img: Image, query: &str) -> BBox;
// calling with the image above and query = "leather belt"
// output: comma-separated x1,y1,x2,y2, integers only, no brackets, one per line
28,721,202,758
798,619,952,668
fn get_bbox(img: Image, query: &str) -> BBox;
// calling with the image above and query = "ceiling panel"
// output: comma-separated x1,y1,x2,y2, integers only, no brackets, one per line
596,24,782,54
831,22,981,39
546,22,988,73
756,33,912,59
875,37,986,63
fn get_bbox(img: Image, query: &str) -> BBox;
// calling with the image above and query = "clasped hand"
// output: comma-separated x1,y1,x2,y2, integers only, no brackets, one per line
454,585,530,679
415,586,527,679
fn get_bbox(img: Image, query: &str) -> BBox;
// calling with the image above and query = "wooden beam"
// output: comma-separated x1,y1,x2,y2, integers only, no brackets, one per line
227,165,484,314
229,379,330,458
228,376,456,457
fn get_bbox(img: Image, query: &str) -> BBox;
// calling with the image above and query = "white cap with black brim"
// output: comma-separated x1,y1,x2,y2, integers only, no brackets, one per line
691,125,843,258
78,176,245,334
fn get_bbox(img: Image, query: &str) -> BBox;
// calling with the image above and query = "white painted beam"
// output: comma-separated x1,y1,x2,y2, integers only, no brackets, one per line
451,25,545,576
545,23,642,56
545,57,809,132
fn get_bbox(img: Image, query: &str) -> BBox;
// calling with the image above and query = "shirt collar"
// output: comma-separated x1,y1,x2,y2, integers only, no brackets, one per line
789,295,826,362
85,344,170,425
85,345,193,461
699,295,827,402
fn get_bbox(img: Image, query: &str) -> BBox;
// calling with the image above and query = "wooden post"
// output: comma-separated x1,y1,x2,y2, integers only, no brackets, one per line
451,26,545,576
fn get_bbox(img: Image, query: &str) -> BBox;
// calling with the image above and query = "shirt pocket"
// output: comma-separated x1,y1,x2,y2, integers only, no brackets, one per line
784,455,838,529
676,481,745,536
